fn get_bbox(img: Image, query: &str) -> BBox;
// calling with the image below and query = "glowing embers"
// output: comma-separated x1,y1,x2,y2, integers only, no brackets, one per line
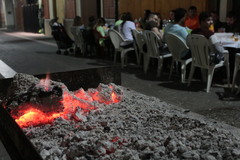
6,73,123,128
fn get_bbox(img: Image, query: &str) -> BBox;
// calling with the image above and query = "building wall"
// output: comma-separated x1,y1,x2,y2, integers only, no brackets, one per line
42,0,49,19
4,0,15,28
65,0,75,18
119,0,209,20
14,0,25,30
103,0,115,19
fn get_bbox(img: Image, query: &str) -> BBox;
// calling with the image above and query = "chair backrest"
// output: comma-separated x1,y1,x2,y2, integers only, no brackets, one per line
131,29,145,54
165,33,189,60
142,30,164,57
108,29,124,50
186,34,211,67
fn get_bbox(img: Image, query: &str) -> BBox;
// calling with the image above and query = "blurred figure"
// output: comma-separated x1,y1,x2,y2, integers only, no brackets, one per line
115,13,125,27
225,11,240,32
93,18,109,47
144,13,163,38
87,16,96,29
169,9,175,23
163,8,191,59
38,5,44,33
94,18,108,37
185,6,199,30
139,9,152,29
191,12,224,63
72,16,84,30
120,12,136,41
210,11,225,32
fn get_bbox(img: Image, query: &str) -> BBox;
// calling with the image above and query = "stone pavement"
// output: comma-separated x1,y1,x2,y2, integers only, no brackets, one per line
0,29,240,158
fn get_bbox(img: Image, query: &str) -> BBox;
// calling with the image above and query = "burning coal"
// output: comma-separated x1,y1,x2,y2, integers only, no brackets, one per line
3,73,123,128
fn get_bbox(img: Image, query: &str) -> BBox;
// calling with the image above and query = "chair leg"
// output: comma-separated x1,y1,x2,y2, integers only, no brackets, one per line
135,50,140,66
181,63,187,83
201,69,207,82
232,60,239,92
226,62,230,89
114,51,118,64
144,55,150,74
206,68,215,93
169,60,174,80
121,51,126,68
188,65,195,87
138,53,142,66
157,58,163,77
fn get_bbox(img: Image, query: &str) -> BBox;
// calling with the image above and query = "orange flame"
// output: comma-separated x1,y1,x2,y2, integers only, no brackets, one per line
13,84,122,128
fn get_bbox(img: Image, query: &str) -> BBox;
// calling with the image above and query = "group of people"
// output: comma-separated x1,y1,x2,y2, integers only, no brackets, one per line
69,6,240,63
136,6,240,63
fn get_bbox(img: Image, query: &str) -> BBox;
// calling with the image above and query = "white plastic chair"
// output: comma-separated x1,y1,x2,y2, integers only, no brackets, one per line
232,53,240,94
186,34,230,93
165,33,192,83
142,30,172,77
108,29,137,68
70,26,86,56
131,29,145,65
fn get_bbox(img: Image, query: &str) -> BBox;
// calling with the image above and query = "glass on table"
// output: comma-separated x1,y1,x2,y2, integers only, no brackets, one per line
234,32,239,41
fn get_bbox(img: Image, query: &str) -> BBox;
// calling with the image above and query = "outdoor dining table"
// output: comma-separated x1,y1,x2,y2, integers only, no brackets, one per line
215,32,240,49
215,32,240,81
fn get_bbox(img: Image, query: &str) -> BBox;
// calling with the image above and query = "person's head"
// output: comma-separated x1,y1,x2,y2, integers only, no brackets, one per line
210,11,219,23
94,18,105,29
188,6,197,18
169,9,175,21
173,8,187,24
118,12,125,20
199,12,213,29
122,12,133,22
147,13,160,26
226,11,237,26
73,16,82,26
88,16,95,23
144,9,151,19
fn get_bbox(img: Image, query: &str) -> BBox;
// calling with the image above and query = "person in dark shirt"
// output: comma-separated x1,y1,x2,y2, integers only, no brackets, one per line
191,12,225,63
225,11,240,33
144,13,163,39
139,9,152,29
210,11,225,32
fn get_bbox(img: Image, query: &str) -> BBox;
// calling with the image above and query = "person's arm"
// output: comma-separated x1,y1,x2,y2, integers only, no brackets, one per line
209,34,225,60
152,27,163,39
97,26,106,37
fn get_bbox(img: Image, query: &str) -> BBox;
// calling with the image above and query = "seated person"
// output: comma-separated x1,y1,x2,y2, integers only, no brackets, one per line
139,9,152,29
144,13,163,39
163,8,191,59
120,12,136,41
185,6,199,30
93,18,109,46
225,11,240,33
191,12,225,63
210,11,225,32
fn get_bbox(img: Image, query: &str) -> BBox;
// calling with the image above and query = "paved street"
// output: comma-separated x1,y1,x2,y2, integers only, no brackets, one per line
0,29,240,128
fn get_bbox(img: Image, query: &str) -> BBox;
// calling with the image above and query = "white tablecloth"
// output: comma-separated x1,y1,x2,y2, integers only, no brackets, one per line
215,33,240,49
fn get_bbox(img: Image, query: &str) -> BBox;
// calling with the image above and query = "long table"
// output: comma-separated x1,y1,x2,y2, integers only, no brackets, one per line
215,32,240,48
